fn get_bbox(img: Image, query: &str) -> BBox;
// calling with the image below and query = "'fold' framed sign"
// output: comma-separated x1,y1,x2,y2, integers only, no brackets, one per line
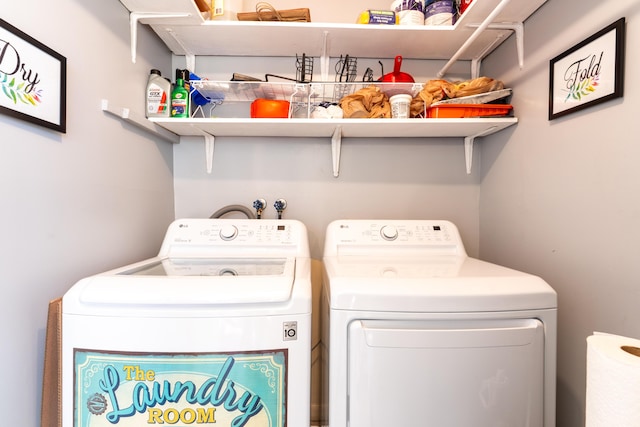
549,17,625,121
0,18,67,133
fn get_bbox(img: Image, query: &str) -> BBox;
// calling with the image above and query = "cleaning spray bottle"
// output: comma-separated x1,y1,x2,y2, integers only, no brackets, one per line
145,69,171,118
171,77,190,118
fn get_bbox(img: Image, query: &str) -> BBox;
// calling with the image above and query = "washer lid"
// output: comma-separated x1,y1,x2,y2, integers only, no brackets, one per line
65,256,297,312
120,257,289,277
323,256,557,312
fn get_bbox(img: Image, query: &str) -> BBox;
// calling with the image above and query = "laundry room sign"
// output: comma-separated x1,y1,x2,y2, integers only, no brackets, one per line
73,349,287,427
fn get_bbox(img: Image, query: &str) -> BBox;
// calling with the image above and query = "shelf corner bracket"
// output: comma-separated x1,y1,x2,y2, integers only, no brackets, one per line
464,126,498,174
331,125,342,178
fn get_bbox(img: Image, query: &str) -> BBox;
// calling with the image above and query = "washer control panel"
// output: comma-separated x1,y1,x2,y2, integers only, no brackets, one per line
324,220,466,256
159,219,309,257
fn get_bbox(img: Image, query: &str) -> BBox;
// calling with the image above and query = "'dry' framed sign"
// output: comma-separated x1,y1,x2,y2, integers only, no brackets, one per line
0,18,66,133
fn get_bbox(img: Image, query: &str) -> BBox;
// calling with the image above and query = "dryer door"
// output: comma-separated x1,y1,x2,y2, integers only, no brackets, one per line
348,318,544,427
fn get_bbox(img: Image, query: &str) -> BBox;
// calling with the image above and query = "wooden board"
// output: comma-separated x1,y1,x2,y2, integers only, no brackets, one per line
193,0,211,12
237,7,311,22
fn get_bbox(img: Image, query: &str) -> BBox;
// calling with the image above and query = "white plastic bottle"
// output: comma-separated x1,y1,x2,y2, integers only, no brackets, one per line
146,69,171,118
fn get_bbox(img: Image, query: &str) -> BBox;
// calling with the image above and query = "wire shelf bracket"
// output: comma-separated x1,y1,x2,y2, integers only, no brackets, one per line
128,12,191,63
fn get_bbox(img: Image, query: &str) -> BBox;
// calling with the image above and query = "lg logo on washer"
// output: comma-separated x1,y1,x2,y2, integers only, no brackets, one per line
75,350,289,427
283,321,297,340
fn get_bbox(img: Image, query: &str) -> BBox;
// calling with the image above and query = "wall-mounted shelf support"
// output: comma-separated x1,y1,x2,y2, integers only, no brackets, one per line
148,115,517,176
166,28,196,71
320,31,330,81
464,126,497,174
469,22,524,78
128,12,190,63
101,99,180,144
194,128,215,174
437,0,513,78
331,125,342,178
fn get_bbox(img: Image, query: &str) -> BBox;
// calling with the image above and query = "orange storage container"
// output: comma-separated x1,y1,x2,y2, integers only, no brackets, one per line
250,99,291,118
427,104,513,118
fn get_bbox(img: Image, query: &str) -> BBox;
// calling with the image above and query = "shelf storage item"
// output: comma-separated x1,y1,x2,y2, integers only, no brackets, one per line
111,0,546,175
119,0,546,77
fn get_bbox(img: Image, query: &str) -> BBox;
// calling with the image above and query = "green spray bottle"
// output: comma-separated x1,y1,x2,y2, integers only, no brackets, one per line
171,78,190,118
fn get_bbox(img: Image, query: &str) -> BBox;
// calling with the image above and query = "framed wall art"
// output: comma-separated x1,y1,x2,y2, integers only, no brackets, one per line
0,18,67,133
549,17,625,120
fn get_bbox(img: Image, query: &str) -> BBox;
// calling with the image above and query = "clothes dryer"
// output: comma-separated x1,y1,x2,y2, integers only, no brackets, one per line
322,220,557,427
62,219,311,427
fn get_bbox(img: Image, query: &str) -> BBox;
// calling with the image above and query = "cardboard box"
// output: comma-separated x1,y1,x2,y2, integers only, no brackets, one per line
41,298,62,427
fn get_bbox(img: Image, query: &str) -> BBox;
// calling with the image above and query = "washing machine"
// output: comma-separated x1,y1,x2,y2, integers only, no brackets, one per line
321,220,557,427
62,219,311,427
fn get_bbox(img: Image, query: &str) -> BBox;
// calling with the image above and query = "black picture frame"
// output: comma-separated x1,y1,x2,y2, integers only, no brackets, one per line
0,18,67,133
549,17,625,120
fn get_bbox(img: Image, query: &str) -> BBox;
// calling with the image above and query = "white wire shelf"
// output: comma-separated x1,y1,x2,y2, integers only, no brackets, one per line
189,81,425,107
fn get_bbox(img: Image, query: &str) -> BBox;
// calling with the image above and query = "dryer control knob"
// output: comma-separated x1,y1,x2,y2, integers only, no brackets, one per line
380,225,398,241
219,225,238,241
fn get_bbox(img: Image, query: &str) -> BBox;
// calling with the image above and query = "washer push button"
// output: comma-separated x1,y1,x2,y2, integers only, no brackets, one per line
380,225,399,241
219,225,238,241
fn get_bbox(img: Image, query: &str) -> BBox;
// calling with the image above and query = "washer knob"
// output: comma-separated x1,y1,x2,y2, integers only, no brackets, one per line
219,225,238,241
380,225,398,241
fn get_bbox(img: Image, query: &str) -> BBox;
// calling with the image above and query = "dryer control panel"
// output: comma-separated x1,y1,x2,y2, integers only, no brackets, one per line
324,220,466,256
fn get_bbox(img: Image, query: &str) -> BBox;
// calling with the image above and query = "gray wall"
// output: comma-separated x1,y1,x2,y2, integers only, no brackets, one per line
1,1,175,425
480,1,640,427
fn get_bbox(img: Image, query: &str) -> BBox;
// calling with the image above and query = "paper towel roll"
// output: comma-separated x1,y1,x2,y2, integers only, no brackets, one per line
586,332,640,427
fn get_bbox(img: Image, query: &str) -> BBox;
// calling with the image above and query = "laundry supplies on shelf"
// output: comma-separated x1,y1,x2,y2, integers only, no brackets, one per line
145,69,170,118
170,78,190,118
